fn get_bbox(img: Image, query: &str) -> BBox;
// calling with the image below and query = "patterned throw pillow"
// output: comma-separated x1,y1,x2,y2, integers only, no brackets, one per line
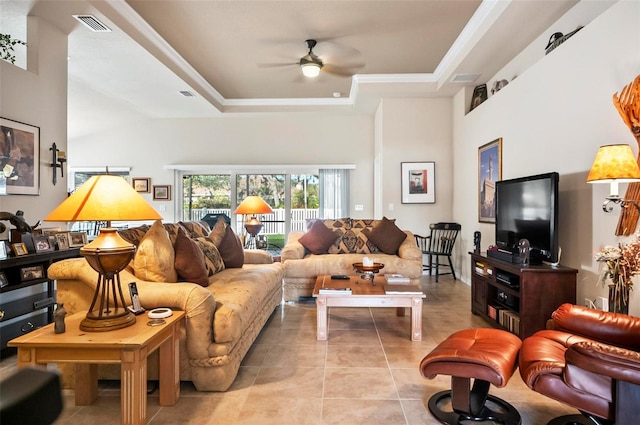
133,220,178,282
119,225,150,246
194,237,226,277
163,223,183,246
349,219,383,254
178,221,210,239
298,221,340,254
362,216,407,255
174,227,209,286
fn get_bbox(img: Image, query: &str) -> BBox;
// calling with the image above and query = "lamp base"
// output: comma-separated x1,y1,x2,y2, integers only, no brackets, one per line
80,309,136,332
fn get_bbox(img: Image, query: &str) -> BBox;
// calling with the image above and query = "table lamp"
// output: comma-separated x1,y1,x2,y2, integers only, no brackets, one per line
587,144,640,211
234,196,273,247
44,175,162,331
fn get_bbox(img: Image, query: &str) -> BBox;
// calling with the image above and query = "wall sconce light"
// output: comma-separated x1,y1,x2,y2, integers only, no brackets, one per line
49,143,66,185
587,144,640,211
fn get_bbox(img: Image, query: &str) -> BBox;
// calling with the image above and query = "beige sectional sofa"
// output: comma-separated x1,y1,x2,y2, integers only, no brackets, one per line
281,217,422,301
48,220,283,391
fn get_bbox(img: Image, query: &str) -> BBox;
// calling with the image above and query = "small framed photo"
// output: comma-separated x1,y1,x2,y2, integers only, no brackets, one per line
69,232,88,248
153,185,171,201
12,242,28,256
0,241,7,260
401,161,436,204
55,232,71,250
34,235,54,253
20,265,44,281
132,177,151,193
0,271,8,288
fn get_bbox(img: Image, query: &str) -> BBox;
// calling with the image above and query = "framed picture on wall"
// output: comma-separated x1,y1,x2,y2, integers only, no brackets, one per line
478,138,503,223
153,185,171,201
401,161,436,204
132,177,150,193
0,117,40,195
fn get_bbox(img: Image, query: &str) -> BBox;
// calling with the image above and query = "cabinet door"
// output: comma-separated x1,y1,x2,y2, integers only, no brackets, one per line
472,277,487,315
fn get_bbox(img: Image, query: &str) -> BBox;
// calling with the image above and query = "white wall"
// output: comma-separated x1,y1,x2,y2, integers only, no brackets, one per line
0,17,68,237
453,0,640,315
377,98,453,234
68,113,375,222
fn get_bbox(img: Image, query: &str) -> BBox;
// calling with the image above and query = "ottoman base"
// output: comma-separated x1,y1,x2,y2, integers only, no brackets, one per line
427,377,521,425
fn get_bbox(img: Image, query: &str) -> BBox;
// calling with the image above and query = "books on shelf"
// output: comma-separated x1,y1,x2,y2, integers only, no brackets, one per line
319,287,352,295
498,308,520,336
383,284,423,295
384,274,410,283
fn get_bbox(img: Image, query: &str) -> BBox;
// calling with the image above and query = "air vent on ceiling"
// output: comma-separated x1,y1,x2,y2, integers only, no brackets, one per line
179,91,196,97
451,74,481,83
73,15,111,32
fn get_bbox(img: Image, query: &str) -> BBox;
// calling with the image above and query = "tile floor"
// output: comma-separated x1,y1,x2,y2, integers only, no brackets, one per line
1,275,577,424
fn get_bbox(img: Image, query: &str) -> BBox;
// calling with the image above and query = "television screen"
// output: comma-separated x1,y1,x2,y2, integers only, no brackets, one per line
495,172,559,264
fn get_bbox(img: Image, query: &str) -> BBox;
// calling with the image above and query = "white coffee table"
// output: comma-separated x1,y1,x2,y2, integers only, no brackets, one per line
312,275,425,341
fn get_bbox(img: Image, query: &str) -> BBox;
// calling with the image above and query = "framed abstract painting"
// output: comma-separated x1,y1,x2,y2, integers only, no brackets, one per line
401,161,435,204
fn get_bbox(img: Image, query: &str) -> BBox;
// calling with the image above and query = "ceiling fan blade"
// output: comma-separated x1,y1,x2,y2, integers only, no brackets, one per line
323,63,365,77
256,62,298,69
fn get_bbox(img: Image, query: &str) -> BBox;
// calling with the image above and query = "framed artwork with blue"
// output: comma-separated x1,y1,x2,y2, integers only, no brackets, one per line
478,138,502,223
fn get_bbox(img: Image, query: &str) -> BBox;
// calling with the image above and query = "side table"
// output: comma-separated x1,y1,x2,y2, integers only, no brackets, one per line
8,310,185,425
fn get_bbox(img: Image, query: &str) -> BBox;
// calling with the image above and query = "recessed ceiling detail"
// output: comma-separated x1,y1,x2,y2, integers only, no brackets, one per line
179,90,196,97
451,74,481,83
73,15,111,32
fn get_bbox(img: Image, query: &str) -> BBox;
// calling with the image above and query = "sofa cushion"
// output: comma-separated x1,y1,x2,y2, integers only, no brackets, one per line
208,263,284,344
219,226,245,268
163,223,183,245
133,220,178,282
363,216,407,255
118,225,149,247
194,237,226,277
178,221,211,239
174,227,209,286
298,221,340,254
349,219,384,254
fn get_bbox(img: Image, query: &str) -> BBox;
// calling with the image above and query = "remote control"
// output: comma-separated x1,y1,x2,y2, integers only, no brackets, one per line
331,275,350,280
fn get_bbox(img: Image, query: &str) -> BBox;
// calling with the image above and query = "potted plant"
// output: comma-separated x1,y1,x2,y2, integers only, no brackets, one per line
0,33,26,64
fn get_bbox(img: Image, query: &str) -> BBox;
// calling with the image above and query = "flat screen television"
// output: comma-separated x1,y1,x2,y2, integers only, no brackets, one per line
495,172,559,264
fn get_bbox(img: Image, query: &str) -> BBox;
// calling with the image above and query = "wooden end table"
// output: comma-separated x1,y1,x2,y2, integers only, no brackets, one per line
312,275,426,341
8,310,184,425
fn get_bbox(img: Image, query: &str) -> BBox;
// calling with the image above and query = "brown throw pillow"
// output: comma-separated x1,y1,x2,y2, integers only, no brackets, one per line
133,220,178,282
208,217,227,247
363,216,407,255
298,221,340,254
218,226,245,268
174,227,209,286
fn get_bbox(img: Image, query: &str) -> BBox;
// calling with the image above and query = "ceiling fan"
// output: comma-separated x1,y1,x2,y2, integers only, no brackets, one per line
259,39,364,78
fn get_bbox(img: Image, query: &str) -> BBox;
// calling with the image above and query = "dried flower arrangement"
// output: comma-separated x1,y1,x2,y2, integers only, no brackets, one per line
594,233,640,312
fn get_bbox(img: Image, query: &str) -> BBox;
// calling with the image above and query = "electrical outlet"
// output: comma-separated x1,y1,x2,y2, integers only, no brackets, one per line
598,296,609,312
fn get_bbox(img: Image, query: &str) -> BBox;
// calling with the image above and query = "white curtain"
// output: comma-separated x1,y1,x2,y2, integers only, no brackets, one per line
319,168,350,219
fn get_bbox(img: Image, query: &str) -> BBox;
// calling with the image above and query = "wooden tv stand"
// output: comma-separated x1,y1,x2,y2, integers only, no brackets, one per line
470,252,577,339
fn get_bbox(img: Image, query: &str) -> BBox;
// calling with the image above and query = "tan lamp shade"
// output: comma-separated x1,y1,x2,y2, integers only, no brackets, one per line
44,174,162,223
234,195,274,215
587,144,640,183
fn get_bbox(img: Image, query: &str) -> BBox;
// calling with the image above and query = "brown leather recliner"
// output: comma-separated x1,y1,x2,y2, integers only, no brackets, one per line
519,303,640,425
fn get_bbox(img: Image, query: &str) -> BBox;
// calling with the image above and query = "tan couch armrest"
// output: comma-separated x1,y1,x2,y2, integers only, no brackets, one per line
397,231,422,261
48,258,216,359
243,249,274,264
281,231,305,261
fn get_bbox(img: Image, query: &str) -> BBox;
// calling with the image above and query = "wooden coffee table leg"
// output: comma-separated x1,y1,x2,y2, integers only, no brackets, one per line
121,347,147,425
316,296,328,340
411,297,423,341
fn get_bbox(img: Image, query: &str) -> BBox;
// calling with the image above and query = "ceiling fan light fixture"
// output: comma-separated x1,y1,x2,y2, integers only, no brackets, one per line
301,62,322,78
